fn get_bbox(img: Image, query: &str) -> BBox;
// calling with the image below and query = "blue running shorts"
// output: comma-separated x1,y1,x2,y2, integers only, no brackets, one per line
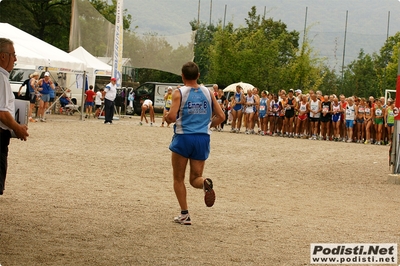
169,134,210,160
40,94,50,102
345,119,354,128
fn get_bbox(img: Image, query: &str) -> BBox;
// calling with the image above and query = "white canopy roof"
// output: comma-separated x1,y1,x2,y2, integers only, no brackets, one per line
69,46,111,77
0,23,86,73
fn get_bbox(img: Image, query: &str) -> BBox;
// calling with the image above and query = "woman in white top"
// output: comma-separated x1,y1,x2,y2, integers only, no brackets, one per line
308,92,321,140
344,97,356,143
244,89,257,134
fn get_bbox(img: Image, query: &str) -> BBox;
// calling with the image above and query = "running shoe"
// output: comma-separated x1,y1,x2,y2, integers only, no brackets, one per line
203,178,215,207
174,214,191,225
230,128,235,133
28,117,36,123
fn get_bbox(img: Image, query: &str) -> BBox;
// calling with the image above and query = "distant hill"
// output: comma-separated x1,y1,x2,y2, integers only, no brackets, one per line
123,0,400,69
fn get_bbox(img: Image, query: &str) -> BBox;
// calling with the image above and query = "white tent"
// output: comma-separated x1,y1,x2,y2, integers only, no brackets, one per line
69,46,111,88
69,46,111,76
0,23,85,72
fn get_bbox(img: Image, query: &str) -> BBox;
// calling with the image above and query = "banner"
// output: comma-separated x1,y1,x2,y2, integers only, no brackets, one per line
112,0,124,87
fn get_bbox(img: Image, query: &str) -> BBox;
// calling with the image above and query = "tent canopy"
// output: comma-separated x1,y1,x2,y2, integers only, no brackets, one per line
69,46,112,90
69,46,111,77
0,23,85,73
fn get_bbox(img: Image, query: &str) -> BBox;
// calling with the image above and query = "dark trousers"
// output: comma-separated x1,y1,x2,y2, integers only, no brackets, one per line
0,129,10,194
104,98,114,123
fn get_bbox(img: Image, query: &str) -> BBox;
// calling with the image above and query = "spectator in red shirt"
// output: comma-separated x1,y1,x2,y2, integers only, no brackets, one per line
85,85,96,118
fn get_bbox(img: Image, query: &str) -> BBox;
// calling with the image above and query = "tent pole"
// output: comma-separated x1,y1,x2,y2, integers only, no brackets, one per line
80,71,86,120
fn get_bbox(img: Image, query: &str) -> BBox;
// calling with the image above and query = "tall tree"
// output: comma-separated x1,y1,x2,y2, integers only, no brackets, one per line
208,6,300,92
190,20,217,84
0,0,71,51
88,0,131,30
341,49,379,98
375,32,400,93
0,0,132,51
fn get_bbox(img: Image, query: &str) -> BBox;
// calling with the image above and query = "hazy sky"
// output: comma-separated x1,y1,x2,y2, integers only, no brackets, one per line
121,0,400,67
126,0,400,35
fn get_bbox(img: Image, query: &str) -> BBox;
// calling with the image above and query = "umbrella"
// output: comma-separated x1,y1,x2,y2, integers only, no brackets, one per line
223,82,254,93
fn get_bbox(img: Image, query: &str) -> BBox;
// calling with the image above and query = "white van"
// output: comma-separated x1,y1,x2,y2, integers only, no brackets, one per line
9,64,35,98
9,65,83,107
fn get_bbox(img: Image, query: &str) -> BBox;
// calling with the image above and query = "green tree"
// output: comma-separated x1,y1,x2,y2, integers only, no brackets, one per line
318,67,340,96
0,0,71,51
282,31,327,93
88,0,131,30
341,49,379,98
190,21,217,83
375,32,400,93
382,42,400,94
207,6,300,92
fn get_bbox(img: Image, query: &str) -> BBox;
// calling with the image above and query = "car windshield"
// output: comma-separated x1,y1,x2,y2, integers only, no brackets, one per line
9,68,32,82
136,84,155,96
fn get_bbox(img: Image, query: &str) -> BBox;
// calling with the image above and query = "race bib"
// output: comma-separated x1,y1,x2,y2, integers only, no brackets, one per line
260,106,265,111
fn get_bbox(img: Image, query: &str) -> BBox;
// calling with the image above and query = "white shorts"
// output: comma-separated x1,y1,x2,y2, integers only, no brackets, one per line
143,99,152,107
245,107,254,114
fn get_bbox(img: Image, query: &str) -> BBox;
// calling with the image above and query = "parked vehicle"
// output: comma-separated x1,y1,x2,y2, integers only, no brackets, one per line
9,64,35,99
131,82,214,115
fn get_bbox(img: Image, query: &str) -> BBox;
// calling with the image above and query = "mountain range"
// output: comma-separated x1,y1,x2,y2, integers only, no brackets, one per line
122,0,400,69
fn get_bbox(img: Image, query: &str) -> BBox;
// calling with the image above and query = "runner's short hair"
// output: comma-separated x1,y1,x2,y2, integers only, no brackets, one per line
181,62,199,81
